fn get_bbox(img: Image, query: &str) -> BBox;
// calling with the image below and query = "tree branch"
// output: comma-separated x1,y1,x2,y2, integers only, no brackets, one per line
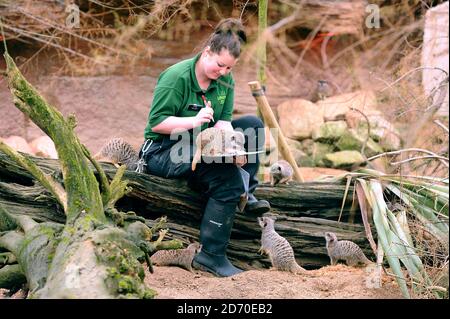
0,141,67,212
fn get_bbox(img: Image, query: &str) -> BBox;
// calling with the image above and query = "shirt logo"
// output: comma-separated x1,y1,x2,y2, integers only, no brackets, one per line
217,94,226,105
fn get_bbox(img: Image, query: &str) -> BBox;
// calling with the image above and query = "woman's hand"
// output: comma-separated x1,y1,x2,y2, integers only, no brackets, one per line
194,107,214,127
233,155,247,167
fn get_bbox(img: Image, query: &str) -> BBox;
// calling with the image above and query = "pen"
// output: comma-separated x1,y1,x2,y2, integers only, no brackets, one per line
201,95,214,123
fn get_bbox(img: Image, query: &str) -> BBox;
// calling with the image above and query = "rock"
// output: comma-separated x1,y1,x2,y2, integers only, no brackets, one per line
345,109,382,129
312,121,348,142
347,113,402,151
285,139,315,167
378,130,402,151
0,135,33,154
291,148,315,167
29,136,58,159
286,138,303,151
348,113,401,139
323,151,365,169
312,142,336,166
320,90,378,121
261,138,314,167
300,139,315,156
277,99,324,140
336,129,384,157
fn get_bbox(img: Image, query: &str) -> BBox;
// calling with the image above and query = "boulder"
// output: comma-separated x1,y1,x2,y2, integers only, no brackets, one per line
286,138,303,151
323,151,365,169
1,135,33,154
320,90,378,121
29,136,58,159
277,99,324,140
312,142,336,166
336,129,384,157
377,130,402,151
312,121,348,142
291,148,315,167
300,139,315,156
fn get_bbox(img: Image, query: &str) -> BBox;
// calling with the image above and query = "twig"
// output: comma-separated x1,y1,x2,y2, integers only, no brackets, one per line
390,155,449,167
0,141,68,212
291,16,327,79
367,148,449,168
328,22,421,67
320,34,332,70
16,7,135,58
239,0,251,20
433,120,449,134
380,67,448,93
267,10,299,34
370,72,410,108
1,23,101,63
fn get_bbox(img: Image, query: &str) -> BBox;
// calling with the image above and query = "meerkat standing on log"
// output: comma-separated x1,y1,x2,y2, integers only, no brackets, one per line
257,216,306,274
94,137,139,171
324,232,372,267
150,242,202,272
270,160,294,186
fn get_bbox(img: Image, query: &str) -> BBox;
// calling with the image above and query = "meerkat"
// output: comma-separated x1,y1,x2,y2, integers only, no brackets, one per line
324,232,372,267
311,80,332,102
270,160,293,186
257,216,306,274
94,137,139,170
191,127,246,171
150,242,202,272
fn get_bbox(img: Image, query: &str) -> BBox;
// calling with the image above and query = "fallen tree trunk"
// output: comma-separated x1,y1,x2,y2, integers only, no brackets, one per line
0,152,373,269
0,51,183,298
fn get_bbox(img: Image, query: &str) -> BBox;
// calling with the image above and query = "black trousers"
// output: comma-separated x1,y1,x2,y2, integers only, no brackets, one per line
141,115,265,205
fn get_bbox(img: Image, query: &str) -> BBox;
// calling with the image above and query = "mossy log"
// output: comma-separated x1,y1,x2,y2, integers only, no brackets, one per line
0,152,374,270
0,264,26,291
0,52,182,298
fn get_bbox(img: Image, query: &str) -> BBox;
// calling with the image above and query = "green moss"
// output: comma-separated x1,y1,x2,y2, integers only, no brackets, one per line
96,231,151,299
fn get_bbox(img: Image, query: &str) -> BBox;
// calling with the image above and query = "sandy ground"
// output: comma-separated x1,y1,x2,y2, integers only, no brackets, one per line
0,264,403,299
144,264,403,299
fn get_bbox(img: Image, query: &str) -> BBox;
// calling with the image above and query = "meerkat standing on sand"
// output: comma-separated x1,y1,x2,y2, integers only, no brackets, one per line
94,137,139,171
324,232,372,267
150,242,202,272
257,216,306,274
270,160,293,186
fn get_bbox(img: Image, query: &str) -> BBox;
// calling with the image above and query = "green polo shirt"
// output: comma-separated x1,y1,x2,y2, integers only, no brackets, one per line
144,54,235,141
